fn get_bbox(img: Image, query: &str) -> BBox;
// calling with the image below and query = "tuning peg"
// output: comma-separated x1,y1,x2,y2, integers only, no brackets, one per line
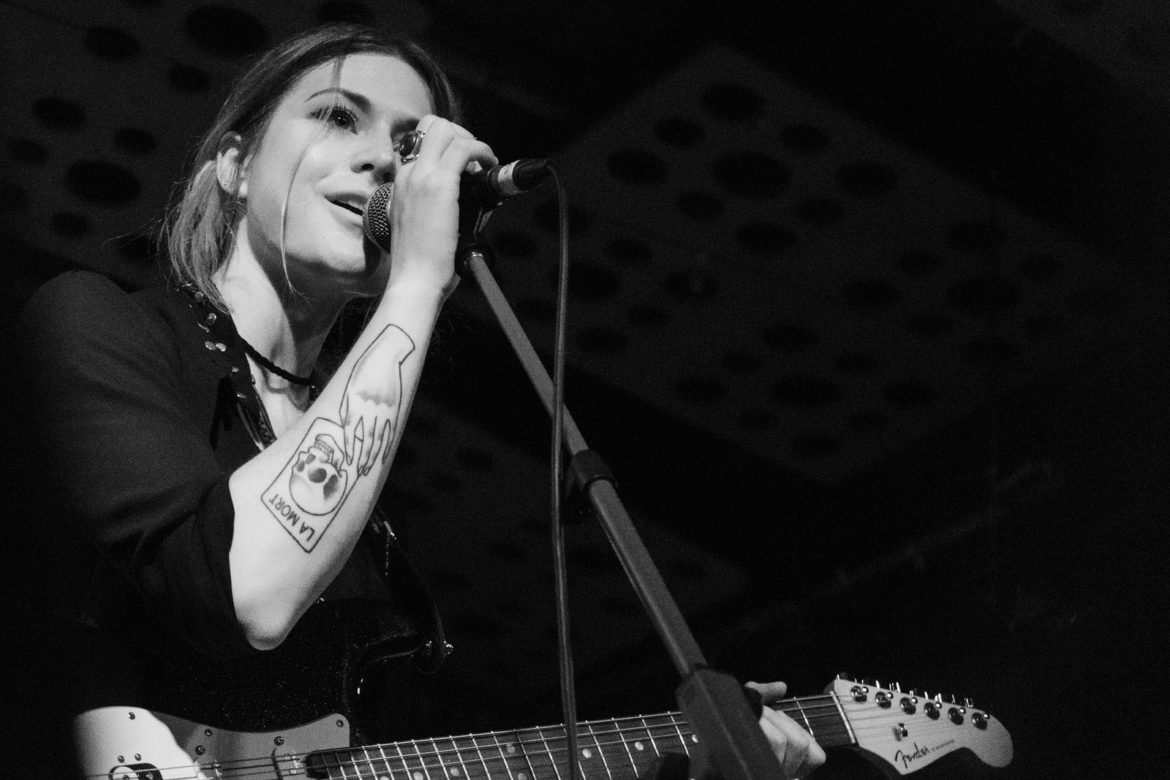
963,697,975,708
892,681,902,693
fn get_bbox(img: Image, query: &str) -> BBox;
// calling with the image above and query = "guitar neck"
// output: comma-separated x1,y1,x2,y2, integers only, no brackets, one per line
310,695,850,779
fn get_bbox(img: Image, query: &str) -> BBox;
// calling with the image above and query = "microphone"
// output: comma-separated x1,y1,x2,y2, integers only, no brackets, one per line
363,158,550,252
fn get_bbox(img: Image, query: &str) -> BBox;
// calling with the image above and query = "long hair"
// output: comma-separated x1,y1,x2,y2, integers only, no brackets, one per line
161,23,460,311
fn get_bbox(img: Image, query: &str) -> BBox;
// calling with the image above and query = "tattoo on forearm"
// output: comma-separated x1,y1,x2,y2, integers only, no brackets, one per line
261,325,416,551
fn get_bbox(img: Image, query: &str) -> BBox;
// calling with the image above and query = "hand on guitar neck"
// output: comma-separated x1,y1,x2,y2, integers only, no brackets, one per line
748,680,827,777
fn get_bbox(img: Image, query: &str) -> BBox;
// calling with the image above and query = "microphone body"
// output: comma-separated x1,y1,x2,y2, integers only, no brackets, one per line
363,158,550,252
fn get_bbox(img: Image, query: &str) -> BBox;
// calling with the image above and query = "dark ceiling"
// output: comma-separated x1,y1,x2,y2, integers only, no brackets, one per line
3,1,1170,777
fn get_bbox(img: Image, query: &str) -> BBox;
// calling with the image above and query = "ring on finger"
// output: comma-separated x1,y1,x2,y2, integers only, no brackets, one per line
396,128,426,163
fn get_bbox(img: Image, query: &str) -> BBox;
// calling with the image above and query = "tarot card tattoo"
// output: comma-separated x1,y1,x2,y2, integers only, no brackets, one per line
262,324,416,551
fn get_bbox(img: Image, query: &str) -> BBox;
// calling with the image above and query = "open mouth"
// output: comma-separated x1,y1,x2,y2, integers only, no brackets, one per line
330,199,364,218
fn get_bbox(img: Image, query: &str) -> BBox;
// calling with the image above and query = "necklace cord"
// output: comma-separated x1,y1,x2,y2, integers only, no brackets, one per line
239,338,314,386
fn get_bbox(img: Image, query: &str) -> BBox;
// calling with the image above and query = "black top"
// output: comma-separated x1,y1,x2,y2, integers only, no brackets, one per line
15,271,437,734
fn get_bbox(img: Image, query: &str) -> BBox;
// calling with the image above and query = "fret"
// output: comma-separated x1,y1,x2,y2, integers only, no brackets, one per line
376,742,400,780
827,693,857,747
357,744,378,779
774,695,852,748
638,717,661,758
451,733,495,779
645,714,685,757
610,716,641,776
305,747,365,779
525,726,565,780
486,730,521,779
584,718,636,775
791,698,814,738
581,720,613,779
421,737,452,779
390,741,415,779
612,715,657,777
433,736,469,779
399,739,433,780
336,750,357,779
667,713,692,757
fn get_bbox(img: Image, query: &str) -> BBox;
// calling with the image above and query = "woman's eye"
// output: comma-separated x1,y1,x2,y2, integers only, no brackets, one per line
316,106,357,130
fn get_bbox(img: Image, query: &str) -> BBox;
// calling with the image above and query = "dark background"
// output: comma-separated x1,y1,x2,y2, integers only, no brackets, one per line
3,1,1169,777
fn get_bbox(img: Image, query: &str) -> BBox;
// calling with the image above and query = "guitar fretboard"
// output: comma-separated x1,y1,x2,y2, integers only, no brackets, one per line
306,696,851,779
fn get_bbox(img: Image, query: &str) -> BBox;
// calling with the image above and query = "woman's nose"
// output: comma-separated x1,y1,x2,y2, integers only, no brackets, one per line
353,139,396,183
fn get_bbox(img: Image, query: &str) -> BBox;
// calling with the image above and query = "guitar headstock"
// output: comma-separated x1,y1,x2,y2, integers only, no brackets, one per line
828,676,1013,775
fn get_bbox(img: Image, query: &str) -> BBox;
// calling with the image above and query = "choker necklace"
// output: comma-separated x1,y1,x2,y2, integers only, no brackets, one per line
239,339,314,387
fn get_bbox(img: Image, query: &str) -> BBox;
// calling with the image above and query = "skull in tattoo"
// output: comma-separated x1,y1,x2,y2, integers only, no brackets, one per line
289,433,348,515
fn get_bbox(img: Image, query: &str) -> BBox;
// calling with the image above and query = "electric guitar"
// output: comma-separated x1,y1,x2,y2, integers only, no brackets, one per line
76,676,1012,779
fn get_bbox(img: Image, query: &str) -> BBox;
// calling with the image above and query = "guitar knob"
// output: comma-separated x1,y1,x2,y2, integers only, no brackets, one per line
850,685,869,702
900,696,917,714
875,691,892,709
948,706,965,725
972,712,990,729
924,701,941,720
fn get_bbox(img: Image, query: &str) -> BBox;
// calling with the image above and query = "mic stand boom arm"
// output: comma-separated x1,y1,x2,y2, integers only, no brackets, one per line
459,245,782,779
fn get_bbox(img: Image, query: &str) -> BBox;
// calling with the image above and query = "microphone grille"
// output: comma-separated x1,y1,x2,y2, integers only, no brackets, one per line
362,183,394,252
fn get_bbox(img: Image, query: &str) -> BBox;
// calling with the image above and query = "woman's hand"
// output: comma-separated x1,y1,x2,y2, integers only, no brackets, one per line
746,681,827,778
385,115,497,295
339,324,416,475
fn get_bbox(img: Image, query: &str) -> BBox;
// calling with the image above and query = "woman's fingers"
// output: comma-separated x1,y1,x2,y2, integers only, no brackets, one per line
397,116,496,182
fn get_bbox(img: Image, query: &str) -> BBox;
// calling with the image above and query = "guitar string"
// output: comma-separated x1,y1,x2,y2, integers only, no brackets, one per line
85,696,988,780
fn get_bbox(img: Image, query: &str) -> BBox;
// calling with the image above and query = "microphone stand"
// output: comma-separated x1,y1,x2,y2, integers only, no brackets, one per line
457,242,783,779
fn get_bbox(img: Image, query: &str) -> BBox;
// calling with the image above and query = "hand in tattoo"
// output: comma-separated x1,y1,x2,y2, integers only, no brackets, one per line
339,324,416,476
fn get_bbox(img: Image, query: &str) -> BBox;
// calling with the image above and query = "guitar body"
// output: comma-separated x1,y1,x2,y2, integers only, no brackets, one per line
74,707,348,780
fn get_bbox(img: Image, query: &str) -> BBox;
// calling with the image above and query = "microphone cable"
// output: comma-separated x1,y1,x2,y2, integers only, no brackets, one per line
545,163,581,780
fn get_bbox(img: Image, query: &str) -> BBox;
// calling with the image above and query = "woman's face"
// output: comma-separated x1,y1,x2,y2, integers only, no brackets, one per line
235,53,433,297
